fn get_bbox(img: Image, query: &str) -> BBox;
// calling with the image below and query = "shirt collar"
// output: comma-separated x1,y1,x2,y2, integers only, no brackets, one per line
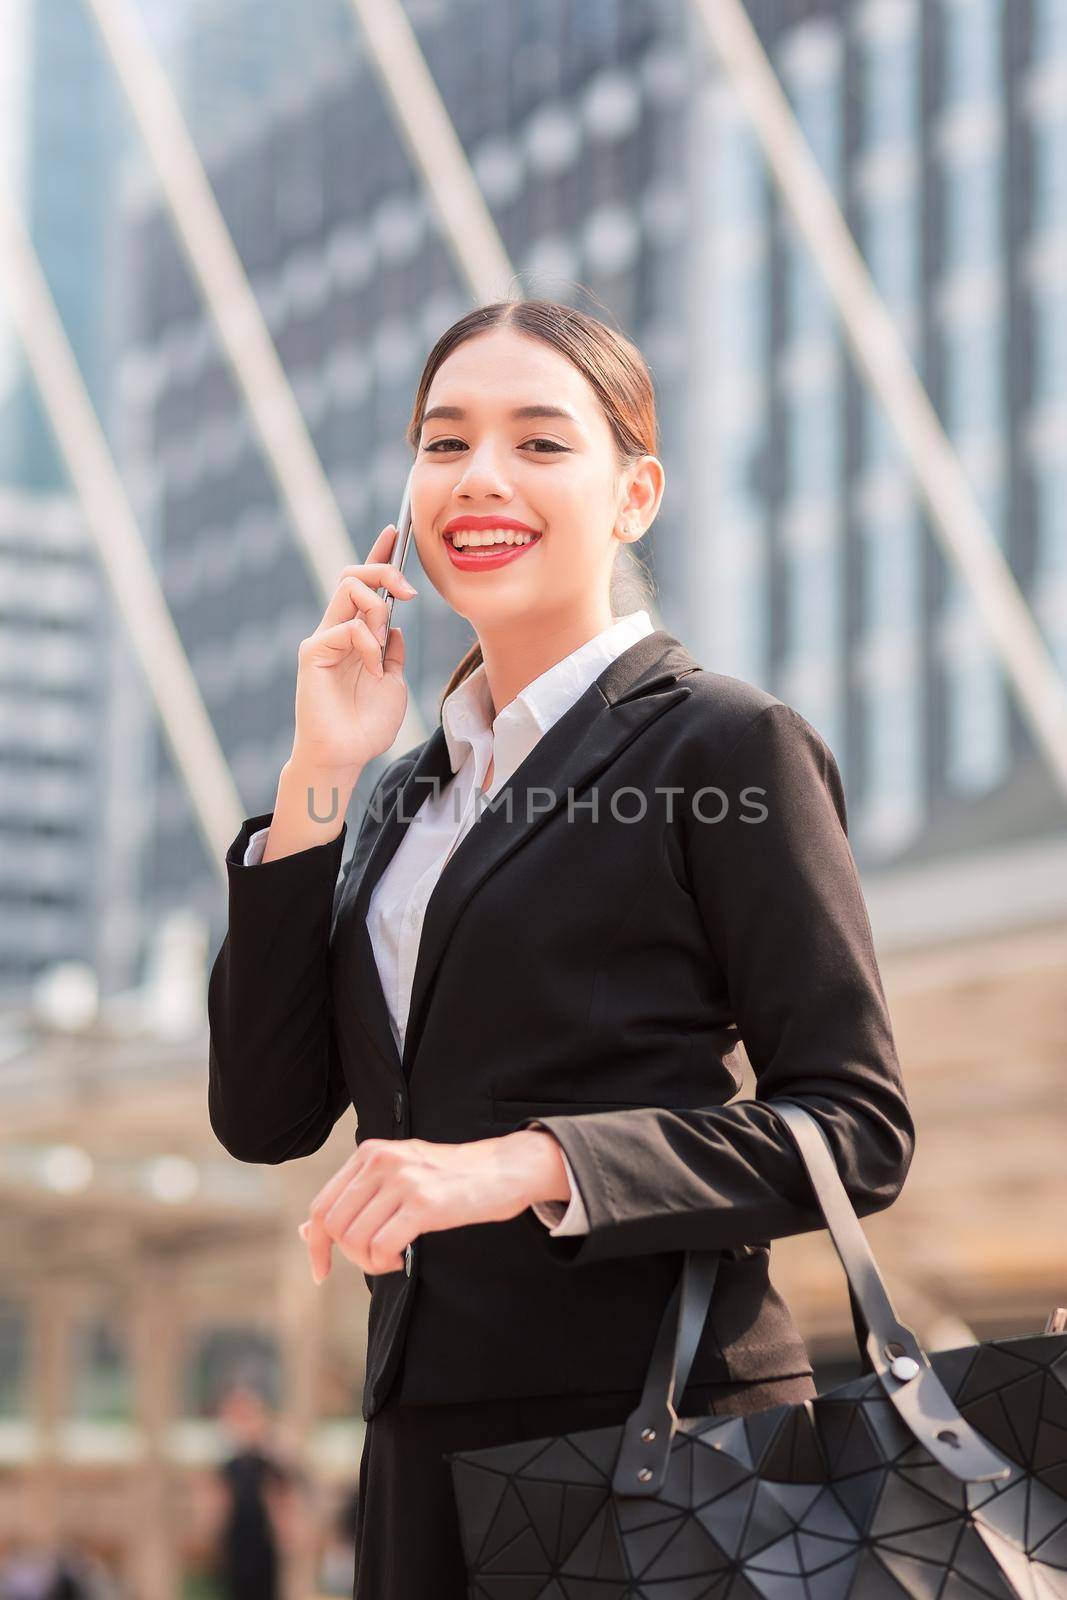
441,609,656,778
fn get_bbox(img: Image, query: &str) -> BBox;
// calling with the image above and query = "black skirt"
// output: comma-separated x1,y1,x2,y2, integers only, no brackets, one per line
352,1370,818,1599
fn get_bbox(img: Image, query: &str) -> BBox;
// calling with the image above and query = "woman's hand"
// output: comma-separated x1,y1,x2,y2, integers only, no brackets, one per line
297,1131,572,1281
290,525,417,776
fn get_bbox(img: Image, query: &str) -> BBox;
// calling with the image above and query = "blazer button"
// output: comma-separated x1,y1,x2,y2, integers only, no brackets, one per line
404,1242,413,1277
393,1089,403,1124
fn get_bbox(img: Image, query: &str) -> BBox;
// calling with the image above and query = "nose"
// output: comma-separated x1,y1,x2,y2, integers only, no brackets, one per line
451,440,514,502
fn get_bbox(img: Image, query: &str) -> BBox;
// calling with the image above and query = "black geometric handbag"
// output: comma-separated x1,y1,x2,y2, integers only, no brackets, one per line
446,1098,1067,1598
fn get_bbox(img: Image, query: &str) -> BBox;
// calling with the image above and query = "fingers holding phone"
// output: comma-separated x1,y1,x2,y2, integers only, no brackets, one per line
292,525,417,773
318,528,414,661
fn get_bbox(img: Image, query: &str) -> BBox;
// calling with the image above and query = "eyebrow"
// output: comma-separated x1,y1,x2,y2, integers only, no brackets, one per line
421,403,582,426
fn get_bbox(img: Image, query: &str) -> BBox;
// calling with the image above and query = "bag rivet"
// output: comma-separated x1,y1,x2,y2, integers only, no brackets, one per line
641,1427,656,1442
637,1467,653,1482
890,1356,920,1381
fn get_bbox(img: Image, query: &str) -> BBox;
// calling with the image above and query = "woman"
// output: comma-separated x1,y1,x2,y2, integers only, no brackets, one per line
208,1384,292,1600
207,298,914,1598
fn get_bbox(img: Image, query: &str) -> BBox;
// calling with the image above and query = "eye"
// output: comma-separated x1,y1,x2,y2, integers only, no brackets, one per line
423,438,569,454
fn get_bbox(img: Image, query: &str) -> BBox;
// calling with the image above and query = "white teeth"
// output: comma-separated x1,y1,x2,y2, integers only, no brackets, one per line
450,528,538,548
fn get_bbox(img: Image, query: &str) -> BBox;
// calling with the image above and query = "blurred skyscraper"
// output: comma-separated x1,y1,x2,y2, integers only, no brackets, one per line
168,0,354,156
0,0,116,1000
689,0,1067,880
0,0,116,487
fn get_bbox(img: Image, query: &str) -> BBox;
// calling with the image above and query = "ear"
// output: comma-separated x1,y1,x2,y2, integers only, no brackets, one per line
617,454,665,537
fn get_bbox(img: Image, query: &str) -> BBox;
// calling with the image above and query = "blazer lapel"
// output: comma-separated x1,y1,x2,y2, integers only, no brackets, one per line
339,629,701,1087
341,725,454,1083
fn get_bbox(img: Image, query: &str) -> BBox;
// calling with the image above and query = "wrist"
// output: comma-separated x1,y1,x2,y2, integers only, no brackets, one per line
279,755,361,823
258,757,362,862
284,752,364,792
504,1128,571,1207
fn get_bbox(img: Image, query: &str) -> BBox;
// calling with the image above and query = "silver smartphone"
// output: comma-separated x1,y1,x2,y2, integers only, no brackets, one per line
377,462,415,666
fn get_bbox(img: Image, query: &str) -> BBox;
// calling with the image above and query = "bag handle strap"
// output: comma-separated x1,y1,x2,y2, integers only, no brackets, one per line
611,1250,722,1497
612,1099,1013,1497
770,1101,1011,1482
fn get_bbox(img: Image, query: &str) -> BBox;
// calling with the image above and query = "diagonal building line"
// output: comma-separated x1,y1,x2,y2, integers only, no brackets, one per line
81,0,428,752
0,180,243,882
83,0,352,594
694,0,1067,800
346,0,516,303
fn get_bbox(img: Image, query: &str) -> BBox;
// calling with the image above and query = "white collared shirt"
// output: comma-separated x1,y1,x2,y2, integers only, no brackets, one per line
244,608,656,1235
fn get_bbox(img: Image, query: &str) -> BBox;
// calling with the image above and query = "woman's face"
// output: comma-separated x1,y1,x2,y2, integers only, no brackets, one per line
411,327,661,635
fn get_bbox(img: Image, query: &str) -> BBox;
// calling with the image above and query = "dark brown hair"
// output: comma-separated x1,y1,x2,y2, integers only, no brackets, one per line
404,298,659,717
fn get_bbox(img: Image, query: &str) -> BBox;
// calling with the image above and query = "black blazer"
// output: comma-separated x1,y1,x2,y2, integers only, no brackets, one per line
207,628,914,1421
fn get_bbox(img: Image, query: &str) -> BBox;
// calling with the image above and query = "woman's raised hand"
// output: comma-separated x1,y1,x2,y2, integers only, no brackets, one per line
291,526,416,775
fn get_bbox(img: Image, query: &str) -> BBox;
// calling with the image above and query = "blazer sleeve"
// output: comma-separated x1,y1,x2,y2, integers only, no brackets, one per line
207,760,399,1164
515,701,915,1266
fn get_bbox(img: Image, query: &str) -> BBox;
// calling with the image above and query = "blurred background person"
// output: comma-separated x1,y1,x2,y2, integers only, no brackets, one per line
203,1383,295,1600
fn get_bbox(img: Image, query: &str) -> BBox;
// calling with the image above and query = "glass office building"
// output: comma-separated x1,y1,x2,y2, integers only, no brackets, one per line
0,0,116,998
689,0,1067,870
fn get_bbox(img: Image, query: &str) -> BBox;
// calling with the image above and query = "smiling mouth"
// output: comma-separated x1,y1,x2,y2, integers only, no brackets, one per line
443,531,542,547
443,530,543,568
